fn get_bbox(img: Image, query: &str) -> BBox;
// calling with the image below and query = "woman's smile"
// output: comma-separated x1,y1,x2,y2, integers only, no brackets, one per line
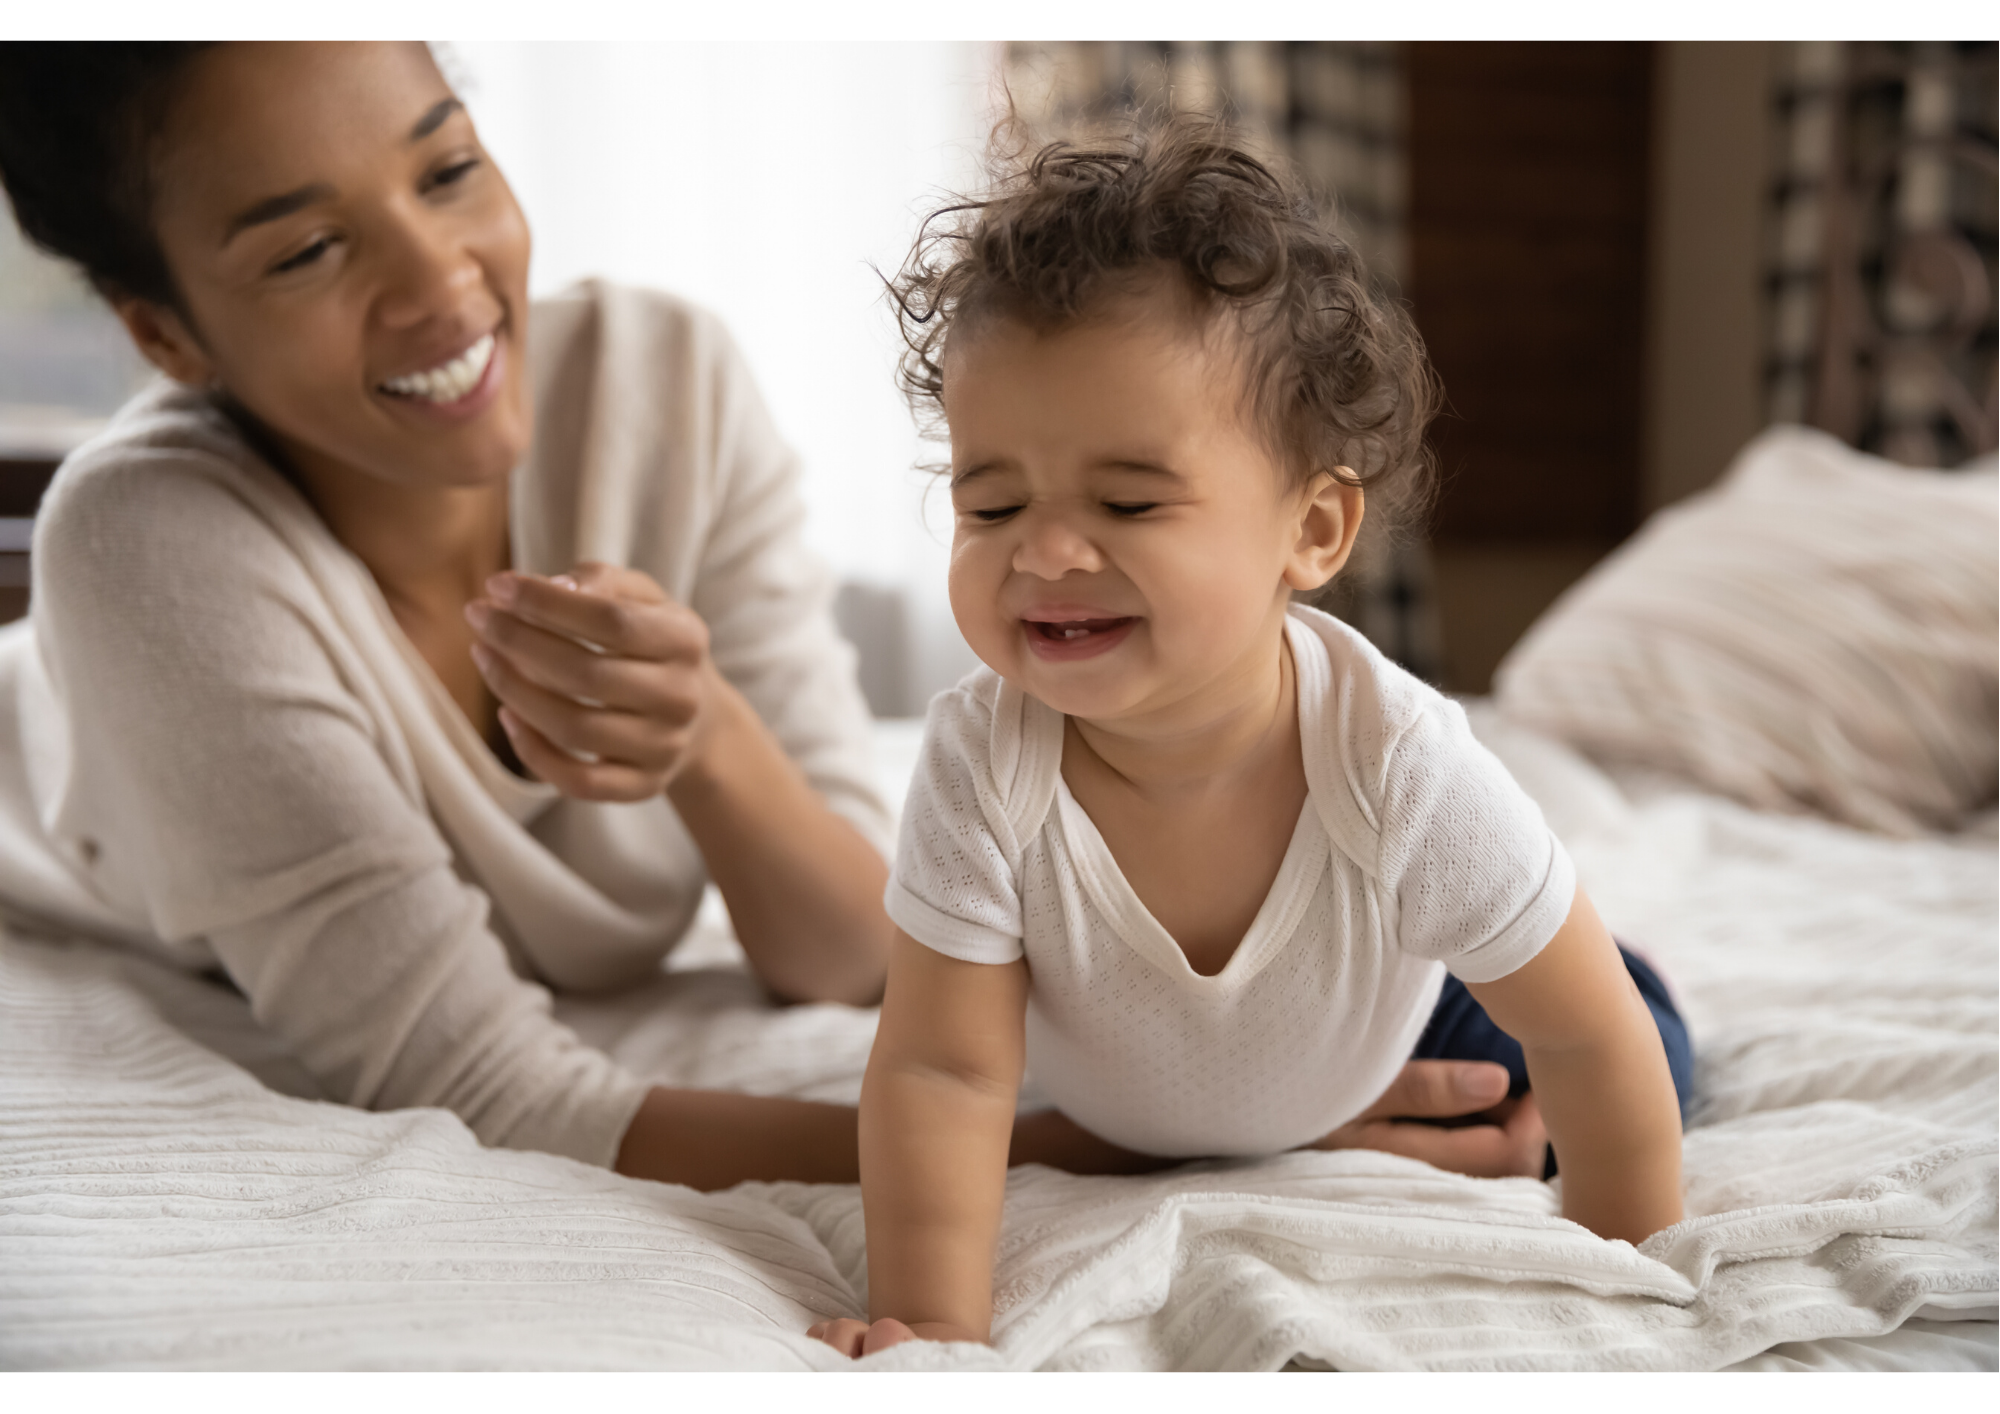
375,325,507,425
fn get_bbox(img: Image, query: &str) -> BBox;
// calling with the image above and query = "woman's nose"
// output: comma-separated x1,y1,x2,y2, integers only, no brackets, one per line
373,209,481,331
1011,509,1103,580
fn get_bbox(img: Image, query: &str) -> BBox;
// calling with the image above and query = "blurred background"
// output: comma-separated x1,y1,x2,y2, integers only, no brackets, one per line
2,40,1994,705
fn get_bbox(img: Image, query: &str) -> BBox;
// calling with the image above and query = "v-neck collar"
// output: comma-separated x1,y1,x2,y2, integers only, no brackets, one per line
1048,613,1333,988
336,462,561,830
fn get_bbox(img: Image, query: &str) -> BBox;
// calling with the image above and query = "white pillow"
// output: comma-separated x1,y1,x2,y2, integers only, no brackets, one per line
1493,425,1998,837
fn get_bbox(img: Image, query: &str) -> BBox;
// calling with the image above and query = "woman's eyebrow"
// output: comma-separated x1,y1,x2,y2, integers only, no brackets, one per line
223,184,335,245
219,99,466,248
408,97,463,142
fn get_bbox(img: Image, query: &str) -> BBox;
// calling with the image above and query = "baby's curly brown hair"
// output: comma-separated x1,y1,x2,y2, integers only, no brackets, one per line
889,110,1440,548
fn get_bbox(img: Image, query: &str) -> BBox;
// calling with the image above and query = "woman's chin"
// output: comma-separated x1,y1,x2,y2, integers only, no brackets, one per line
386,400,532,490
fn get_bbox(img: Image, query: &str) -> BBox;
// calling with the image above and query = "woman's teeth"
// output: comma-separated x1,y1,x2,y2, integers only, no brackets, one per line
380,333,495,403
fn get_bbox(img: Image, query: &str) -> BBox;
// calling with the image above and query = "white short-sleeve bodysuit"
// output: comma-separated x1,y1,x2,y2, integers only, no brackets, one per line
885,605,1576,1159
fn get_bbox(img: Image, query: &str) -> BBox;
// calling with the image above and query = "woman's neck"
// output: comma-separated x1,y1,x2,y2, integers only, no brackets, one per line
288,445,512,618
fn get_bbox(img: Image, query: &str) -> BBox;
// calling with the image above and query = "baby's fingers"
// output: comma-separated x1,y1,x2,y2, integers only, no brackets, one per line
808,1318,873,1359
860,1318,921,1355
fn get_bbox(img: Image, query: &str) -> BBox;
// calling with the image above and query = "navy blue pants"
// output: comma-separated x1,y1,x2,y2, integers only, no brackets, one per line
1410,944,1694,1177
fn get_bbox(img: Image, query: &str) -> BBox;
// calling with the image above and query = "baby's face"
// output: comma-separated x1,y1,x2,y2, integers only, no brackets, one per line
942,296,1347,729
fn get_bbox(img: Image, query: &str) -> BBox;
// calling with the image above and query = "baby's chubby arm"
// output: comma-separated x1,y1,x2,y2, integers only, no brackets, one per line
1466,888,1683,1243
810,929,1027,1356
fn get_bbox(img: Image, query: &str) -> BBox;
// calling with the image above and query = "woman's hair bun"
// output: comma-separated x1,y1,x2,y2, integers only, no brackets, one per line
0,42,215,308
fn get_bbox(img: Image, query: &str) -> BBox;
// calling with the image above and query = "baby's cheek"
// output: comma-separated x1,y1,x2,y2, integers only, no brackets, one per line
947,548,1016,668
1155,552,1264,638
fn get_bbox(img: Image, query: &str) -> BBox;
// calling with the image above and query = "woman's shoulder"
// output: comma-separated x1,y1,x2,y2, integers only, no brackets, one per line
34,382,326,615
529,279,746,396
42,382,291,532
520,279,797,577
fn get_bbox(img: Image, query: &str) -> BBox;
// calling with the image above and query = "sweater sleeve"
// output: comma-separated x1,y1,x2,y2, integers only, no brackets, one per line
30,452,649,1168
684,311,893,858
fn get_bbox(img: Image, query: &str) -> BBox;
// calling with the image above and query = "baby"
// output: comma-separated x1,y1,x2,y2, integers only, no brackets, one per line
813,115,1691,1357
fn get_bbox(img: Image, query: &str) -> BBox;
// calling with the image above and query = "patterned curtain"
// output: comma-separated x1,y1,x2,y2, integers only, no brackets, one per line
1000,42,1444,684
1765,41,1999,467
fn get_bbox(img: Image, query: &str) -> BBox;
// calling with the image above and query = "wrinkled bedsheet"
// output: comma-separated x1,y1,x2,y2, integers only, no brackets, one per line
1,712,1992,1369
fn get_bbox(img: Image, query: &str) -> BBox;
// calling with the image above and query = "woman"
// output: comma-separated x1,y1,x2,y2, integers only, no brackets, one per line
0,41,1547,1189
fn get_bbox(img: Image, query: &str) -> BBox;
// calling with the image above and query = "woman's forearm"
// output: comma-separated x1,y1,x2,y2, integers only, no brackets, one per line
614,1085,862,1189
667,676,894,1006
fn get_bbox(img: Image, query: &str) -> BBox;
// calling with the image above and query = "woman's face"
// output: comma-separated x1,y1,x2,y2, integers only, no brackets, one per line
138,42,532,493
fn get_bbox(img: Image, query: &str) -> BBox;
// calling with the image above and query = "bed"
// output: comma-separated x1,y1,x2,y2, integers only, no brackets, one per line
1,428,1995,1371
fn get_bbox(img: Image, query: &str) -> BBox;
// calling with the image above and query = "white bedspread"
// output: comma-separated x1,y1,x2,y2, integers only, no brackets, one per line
1,713,1993,1370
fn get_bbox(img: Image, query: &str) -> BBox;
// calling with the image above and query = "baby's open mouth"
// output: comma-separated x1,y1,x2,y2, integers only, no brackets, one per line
1028,617,1133,642
378,332,497,405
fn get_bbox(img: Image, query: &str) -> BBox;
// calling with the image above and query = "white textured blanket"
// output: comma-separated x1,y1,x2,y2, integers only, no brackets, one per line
1,714,1993,1370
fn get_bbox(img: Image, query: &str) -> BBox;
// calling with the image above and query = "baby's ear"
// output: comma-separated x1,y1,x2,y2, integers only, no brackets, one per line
1284,470,1364,591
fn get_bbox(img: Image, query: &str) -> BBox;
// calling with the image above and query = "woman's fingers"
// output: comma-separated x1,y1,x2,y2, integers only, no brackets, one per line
1331,1118,1530,1178
1353,1060,1512,1123
463,563,722,803
497,707,665,803
483,566,703,663
472,640,690,767
466,600,696,717
1495,1092,1549,1175
1313,1092,1549,1179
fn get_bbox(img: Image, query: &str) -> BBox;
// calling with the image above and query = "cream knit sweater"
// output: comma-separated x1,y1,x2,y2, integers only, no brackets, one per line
0,281,890,1169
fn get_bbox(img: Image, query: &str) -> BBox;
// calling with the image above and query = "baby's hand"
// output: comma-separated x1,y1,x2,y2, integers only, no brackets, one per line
808,1317,985,1357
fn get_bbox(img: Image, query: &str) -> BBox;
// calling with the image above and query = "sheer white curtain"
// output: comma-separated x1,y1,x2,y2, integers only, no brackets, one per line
452,42,995,712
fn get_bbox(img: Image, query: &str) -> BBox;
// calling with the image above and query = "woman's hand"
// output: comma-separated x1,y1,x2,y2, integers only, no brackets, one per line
1307,1060,1549,1178
807,1317,984,1357
468,561,890,1005
464,561,714,801
1007,1060,1549,1180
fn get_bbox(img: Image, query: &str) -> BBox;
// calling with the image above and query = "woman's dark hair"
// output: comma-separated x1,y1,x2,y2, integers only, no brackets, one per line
889,110,1439,541
0,42,217,308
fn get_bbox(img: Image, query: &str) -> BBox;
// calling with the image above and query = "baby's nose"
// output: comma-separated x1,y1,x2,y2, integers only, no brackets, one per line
1012,512,1103,579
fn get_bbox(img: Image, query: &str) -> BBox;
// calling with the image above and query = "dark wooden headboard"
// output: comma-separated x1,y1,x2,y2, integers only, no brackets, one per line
0,454,61,623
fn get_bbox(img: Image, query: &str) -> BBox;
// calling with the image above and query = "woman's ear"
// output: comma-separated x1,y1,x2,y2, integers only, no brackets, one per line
110,296,215,387
1283,469,1364,592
